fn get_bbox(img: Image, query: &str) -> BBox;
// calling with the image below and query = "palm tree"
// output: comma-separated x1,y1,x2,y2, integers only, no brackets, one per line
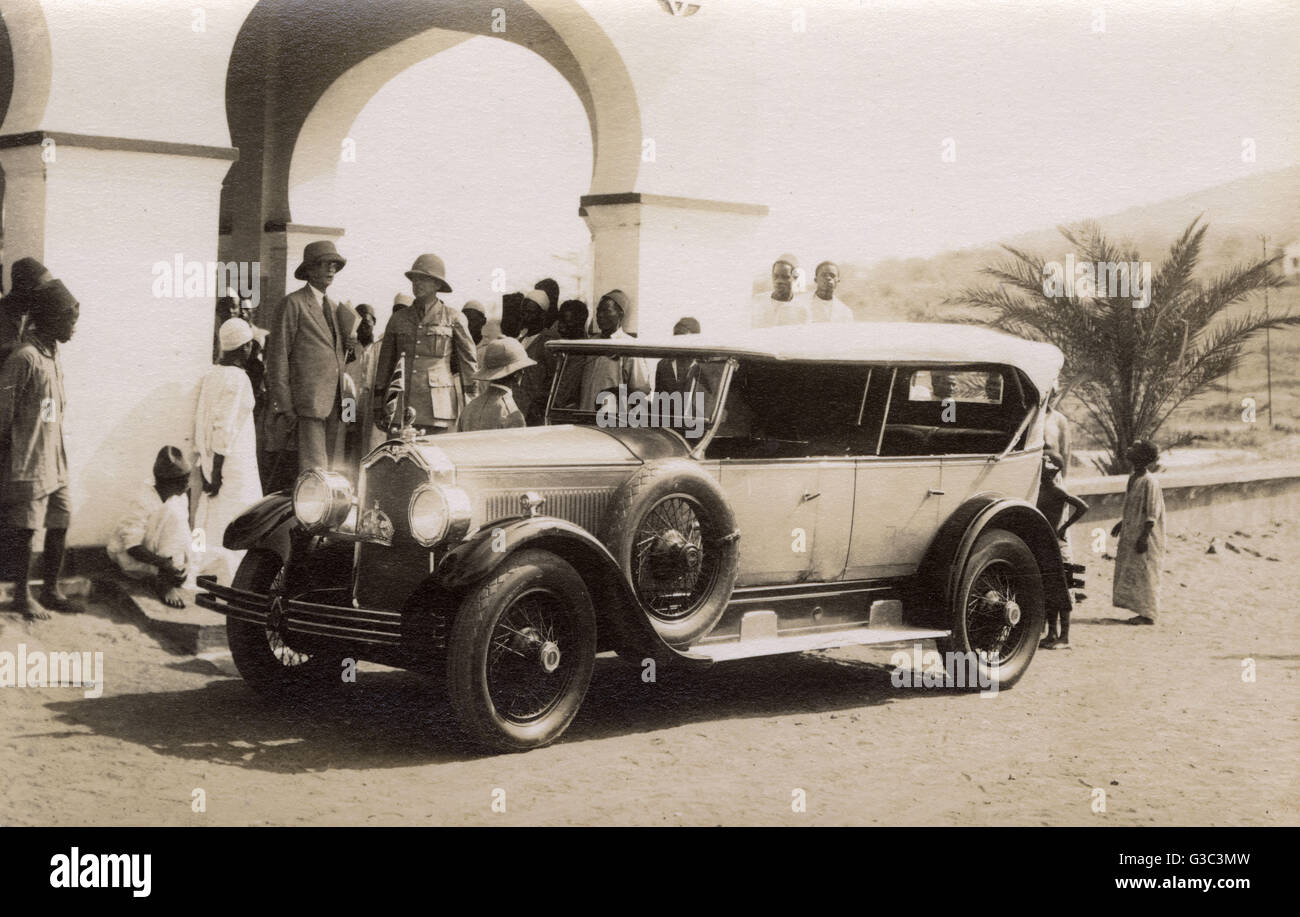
955,216,1294,474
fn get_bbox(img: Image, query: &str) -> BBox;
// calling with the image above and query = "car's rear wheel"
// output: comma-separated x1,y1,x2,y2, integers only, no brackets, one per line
447,550,597,752
227,549,345,697
938,529,1043,689
602,460,739,647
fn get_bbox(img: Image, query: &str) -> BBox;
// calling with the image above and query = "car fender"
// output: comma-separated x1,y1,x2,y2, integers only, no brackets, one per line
908,494,1069,627
434,515,710,665
221,492,296,562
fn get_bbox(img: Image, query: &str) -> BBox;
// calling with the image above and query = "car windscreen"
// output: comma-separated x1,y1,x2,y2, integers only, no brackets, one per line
548,351,729,443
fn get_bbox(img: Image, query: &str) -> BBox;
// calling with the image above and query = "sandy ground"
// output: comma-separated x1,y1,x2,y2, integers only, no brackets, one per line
2,521,1297,827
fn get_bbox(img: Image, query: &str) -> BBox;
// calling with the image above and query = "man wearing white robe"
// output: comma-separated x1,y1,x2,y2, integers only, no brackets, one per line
193,319,264,585
751,254,810,328
802,261,855,323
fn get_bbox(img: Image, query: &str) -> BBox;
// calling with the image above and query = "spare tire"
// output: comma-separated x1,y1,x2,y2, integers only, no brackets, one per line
601,459,740,647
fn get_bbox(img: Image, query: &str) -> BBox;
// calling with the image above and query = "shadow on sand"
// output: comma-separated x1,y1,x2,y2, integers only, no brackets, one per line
41,651,969,770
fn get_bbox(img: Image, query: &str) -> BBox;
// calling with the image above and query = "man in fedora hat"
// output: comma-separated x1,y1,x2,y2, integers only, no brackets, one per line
372,254,478,435
107,445,196,609
0,257,55,362
458,338,534,432
266,240,354,476
0,278,79,618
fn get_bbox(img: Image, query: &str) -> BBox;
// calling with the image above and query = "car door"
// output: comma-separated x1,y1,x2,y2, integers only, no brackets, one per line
845,367,943,579
709,361,865,586
719,461,823,586
911,365,1043,516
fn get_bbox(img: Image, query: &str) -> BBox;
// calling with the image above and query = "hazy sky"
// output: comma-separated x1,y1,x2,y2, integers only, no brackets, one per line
322,0,1300,316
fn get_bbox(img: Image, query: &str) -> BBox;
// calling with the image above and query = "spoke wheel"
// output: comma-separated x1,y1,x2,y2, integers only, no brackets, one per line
227,550,344,698
603,459,740,648
964,561,1025,664
939,530,1044,690
630,494,722,622
264,566,313,669
448,550,596,752
486,588,580,725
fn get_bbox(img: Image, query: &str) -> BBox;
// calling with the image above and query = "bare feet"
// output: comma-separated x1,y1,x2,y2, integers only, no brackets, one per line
159,585,186,609
12,590,51,620
38,586,79,613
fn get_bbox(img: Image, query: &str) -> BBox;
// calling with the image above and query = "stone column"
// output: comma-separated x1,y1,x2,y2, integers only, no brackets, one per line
580,193,767,339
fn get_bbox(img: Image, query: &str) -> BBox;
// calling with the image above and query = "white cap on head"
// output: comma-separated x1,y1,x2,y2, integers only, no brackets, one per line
219,318,254,353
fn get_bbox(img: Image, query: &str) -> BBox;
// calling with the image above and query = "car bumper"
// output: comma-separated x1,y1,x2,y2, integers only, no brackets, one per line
195,575,403,647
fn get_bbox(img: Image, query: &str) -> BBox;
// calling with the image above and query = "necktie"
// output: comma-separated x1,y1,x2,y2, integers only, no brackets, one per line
321,294,336,344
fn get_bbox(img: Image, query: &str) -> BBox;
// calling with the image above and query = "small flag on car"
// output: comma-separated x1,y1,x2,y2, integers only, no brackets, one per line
384,351,406,427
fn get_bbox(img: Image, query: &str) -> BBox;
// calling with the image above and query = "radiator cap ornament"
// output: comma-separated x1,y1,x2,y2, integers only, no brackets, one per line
520,492,546,517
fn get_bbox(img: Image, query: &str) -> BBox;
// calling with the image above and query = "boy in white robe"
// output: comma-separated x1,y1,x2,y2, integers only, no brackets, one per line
107,446,195,608
1111,440,1166,625
194,318,264,585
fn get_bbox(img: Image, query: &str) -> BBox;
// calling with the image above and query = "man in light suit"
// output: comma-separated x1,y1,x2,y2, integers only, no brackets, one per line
267,240,352,475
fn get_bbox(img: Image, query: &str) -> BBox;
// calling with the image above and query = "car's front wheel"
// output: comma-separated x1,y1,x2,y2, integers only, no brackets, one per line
938,529,1044,689
226,549,345,697
447,549,597,752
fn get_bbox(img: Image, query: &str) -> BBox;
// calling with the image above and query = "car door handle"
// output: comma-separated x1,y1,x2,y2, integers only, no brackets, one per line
927,488,945,496
801,491,821,502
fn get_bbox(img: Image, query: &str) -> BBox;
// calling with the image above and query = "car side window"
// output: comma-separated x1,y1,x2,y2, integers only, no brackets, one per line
879,364,1023,456
707,361,875,459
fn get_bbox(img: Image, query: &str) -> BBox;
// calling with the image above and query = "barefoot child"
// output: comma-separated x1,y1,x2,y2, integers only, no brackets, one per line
107,446,194,608
1112,440,1165,625
1036,448,1088,648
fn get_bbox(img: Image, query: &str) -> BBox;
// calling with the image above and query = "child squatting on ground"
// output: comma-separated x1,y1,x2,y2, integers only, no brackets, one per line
1036,447,1088,649
106,445,195,609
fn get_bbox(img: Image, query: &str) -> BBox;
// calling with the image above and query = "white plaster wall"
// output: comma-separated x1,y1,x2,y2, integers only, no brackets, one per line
1,0,255,144
2,145,231,546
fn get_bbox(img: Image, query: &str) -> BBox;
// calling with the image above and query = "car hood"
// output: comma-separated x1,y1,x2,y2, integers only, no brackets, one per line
411,424,690,470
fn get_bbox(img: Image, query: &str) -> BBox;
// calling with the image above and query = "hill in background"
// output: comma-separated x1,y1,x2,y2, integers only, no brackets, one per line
769,165,1300,463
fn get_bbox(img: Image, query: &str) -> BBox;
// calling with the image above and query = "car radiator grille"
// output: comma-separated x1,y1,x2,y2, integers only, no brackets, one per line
355,452,432,609
480,487,613,534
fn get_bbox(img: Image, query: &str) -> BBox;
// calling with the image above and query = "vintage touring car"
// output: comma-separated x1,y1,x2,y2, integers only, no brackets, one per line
198,322,1079,751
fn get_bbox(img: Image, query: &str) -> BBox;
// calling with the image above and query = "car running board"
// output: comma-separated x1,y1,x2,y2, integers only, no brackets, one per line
688,625,951,663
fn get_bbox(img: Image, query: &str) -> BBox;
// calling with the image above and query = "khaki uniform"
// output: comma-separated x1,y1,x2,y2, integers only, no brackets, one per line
373,295,478,431
458,384,527,432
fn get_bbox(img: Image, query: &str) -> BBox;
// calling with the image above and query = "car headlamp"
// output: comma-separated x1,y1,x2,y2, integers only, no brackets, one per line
408,483,473,547
293,469,354,532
